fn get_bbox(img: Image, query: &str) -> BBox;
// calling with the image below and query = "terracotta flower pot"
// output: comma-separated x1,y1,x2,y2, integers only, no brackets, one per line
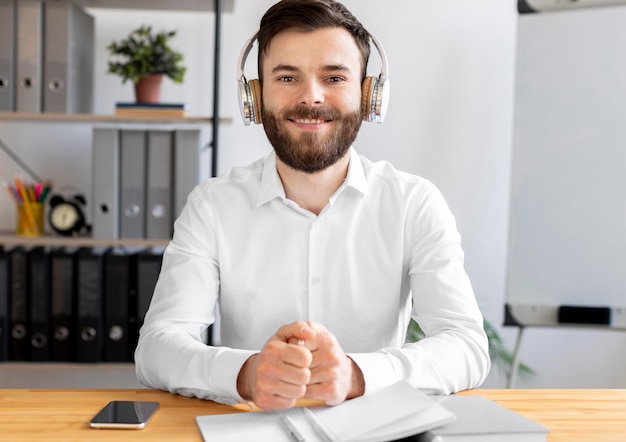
134,74,163,103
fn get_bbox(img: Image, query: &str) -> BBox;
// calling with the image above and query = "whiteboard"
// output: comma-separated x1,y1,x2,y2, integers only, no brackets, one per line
506,4,626,328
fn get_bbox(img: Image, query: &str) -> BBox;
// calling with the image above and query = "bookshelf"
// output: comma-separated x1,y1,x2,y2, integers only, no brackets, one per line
0,0,231,245
0,0,232,377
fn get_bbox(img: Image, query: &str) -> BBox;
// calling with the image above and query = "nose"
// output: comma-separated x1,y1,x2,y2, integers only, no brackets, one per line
299,79,325,106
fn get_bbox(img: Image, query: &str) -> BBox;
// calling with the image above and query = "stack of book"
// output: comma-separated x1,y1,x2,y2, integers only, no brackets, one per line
114,102,189,118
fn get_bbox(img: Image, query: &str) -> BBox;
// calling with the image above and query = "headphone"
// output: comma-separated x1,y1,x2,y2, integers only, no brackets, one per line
237,29,390,126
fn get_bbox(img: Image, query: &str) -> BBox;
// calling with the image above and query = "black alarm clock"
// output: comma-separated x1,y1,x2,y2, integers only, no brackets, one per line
48,194,88,236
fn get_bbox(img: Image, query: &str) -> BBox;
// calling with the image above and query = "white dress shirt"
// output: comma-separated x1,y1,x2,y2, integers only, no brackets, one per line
135,147,490,405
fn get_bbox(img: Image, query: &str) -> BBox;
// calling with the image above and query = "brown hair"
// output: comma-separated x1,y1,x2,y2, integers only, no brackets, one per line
257,0,371,81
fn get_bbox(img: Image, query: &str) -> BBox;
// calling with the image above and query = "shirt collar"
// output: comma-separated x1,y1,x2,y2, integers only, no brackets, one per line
256,147,369,207
344,147,369,196
257,151,285,207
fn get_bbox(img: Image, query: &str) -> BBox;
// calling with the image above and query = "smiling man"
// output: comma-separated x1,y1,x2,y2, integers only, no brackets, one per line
135,0,490,410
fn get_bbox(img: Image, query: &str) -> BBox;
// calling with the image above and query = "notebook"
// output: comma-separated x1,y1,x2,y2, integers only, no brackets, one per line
195,381,456,442
414,395,549,441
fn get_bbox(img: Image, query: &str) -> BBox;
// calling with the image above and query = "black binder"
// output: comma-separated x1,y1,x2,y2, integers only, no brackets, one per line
28,247,51,361
75,247,106,362
0,247,9,361
9,247,29,361
50,247,76,362
103,250,136,362
135,250,163,339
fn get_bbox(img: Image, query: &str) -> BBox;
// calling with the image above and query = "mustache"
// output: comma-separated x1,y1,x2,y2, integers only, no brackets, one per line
284,105,342,121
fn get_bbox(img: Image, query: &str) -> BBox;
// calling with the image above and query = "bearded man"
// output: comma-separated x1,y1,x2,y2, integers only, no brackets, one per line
135,0,490,410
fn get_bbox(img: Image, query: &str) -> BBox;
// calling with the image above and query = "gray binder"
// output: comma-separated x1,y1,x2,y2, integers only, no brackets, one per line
92,128,120,239
43,1,94,113
16,0,42,112
146,131,173,239
174,130,202,216
120,130,147,239
0,0,16,111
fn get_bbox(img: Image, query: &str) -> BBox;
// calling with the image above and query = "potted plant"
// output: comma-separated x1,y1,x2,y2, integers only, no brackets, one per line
107,25,187,103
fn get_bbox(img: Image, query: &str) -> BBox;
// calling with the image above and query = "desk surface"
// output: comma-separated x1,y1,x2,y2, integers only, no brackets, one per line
0,388,625,441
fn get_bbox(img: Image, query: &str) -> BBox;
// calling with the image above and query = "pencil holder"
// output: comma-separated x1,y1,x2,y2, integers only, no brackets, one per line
16,202,44,236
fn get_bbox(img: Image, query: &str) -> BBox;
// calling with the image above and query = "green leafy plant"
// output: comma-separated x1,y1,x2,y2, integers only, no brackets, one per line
107,25,186,84
406,317,536,382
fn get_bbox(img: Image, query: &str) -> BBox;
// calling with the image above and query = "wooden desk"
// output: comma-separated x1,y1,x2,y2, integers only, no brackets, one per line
0,388,625,441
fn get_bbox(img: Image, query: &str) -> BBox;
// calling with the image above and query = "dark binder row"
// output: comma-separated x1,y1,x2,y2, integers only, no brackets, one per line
0,246,162,363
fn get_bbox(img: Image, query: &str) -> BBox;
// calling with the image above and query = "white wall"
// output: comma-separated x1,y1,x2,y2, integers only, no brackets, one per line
2,0,625,389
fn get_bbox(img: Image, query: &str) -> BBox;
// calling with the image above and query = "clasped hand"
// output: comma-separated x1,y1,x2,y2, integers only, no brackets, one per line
236,321,364,410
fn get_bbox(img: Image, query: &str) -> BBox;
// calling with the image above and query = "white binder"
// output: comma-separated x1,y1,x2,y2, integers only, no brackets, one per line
16,0,43,112
43,1,94,113
92,128,120,239
0,0,16,111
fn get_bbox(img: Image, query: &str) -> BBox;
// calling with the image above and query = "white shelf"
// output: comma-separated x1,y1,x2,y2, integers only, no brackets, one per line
0,233,169,248
0,362,141,388
76,0,234,12
0,112,232,125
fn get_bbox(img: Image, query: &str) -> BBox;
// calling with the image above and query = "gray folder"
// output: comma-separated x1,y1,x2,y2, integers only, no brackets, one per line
16,0,42,112
120,130,147,239
43,1,94,113
174,130,202,217
0,0,16,111
146,131,173,239
92,128,120,239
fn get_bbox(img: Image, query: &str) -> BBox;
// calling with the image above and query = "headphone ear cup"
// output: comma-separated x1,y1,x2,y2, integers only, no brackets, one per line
361,75,389,123
249,79,263,125
361,76,376,122
239,77,258,126
372,75,389,123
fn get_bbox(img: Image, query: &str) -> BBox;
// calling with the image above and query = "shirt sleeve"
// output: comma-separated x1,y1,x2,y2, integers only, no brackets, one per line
134,188,255,405
350,182,490,395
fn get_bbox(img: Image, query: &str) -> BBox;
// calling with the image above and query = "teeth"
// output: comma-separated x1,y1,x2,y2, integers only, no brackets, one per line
295,118,325,124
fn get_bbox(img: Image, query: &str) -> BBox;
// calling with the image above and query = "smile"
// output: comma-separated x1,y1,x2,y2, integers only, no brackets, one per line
294,118,327,124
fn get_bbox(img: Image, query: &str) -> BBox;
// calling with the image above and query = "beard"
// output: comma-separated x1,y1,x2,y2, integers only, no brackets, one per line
261,103,362,173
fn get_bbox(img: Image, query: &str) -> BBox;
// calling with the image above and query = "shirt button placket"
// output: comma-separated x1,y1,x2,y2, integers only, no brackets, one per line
307,220,322,319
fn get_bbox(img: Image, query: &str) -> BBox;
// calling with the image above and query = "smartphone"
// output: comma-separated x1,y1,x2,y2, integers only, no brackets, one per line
90,400,160,429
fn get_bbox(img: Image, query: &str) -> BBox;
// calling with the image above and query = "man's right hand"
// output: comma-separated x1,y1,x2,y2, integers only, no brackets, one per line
236,321,314,409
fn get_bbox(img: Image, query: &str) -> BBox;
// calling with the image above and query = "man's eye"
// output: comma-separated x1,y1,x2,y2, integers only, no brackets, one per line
327,76,345,83
278,76,294,82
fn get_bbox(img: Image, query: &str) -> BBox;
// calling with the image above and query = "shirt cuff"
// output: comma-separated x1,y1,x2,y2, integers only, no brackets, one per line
206,348,257,404
348,352,401,394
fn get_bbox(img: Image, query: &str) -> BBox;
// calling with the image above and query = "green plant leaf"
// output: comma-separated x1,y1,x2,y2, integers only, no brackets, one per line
106,24,187,84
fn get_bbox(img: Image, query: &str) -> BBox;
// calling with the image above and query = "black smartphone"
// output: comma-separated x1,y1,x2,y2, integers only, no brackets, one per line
90,400,160,429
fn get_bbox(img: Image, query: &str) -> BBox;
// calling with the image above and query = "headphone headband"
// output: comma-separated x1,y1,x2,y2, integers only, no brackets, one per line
237,29,389,81
237,28,390,125
237,31,259,83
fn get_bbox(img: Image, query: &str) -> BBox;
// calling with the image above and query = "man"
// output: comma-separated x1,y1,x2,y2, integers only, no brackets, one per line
135,0,490,410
